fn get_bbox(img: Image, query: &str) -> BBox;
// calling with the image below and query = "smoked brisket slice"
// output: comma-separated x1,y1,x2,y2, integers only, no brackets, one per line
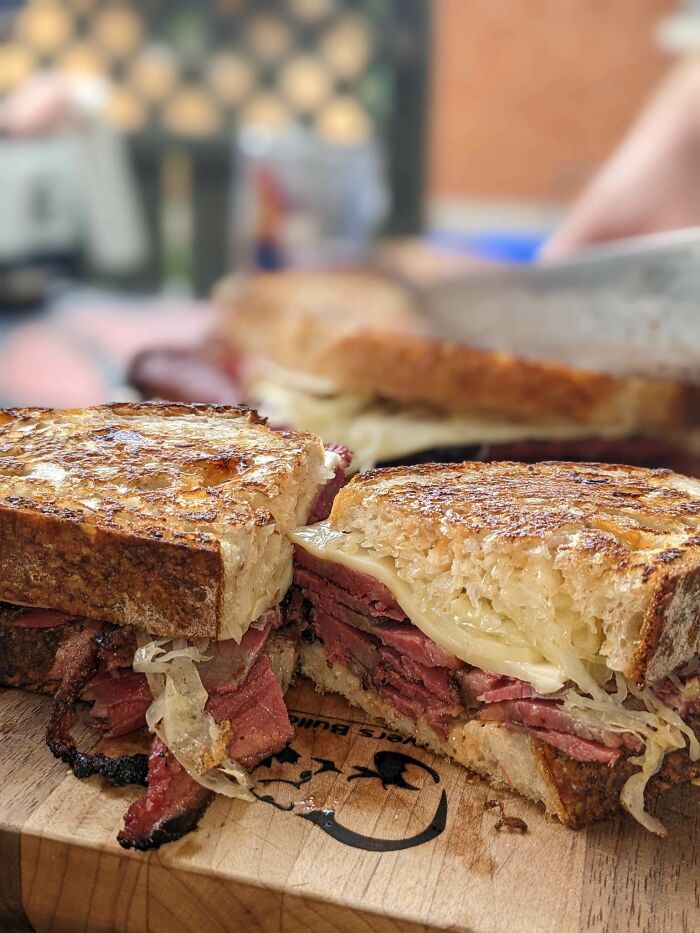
119,654,295,851
118,737,214,851
45,622,149,786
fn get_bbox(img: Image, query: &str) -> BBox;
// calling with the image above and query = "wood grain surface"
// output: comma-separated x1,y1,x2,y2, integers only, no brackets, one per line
1,680,699,933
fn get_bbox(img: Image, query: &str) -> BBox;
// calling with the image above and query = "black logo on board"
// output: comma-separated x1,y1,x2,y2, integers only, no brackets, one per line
252,718,448,852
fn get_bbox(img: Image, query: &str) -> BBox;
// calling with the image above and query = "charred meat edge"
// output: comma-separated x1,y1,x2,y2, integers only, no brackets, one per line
46,624,148,786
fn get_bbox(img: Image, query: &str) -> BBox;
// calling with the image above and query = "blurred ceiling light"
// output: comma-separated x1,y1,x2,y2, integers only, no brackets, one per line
0,44,36,93
206,52,257,107
92,5,144,60
241,91,291,130
105,85,146,133
247,13,293,63
288,0,337,23
128,46,179,103
315,95,371,144
163,86,222,138
279,54,332,113
58,42,106,76
321,14,372,80
17,2,73,55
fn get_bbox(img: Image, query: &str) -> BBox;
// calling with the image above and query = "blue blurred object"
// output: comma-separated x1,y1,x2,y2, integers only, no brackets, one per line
427,229,549,264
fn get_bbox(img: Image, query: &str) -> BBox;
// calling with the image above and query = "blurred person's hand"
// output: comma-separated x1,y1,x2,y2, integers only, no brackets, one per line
541,57,700,261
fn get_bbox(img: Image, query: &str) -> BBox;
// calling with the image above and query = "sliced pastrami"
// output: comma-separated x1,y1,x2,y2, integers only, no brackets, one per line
377,625,461,671
294,548,406,621
118,737,214,851
455,669,503,705
81,668,153,738
313,612,381,673
456,668,538,705
478,681,539,703
46,623,149,786
0,615,86,694
377,646,458,706
522,729,622,765
307,444,352,523
11,608,76,629
311,611,462,734
120,654,295,850
478,699,643,752
206,654,294,768
198,611,278,693
374,665,463,736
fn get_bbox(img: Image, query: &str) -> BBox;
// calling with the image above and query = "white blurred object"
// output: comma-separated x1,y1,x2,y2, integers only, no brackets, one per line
0,72,148,275
76,119,149,273
658,1,700,52
232,125,387,270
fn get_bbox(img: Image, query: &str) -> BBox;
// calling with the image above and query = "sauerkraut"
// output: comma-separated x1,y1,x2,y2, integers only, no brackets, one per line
135,637,252,800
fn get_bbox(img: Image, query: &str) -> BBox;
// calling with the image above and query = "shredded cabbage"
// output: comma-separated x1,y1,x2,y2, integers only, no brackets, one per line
134,638,211,675
669,672,700,702
564,679,700,834
620,744,667,835
136,636,252,800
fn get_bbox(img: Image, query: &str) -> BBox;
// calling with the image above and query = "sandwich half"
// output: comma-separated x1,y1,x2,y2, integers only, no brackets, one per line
213,270,696,474
290,460,700,832
0,403,345,849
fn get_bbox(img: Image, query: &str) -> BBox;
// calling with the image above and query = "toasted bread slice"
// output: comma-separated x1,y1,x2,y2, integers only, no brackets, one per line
215,271,687,431
318,460,700,686
301,643,700,828
0,403,331,641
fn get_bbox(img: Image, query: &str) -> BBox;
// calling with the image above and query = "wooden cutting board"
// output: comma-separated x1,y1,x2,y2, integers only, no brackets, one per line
1,680,699,933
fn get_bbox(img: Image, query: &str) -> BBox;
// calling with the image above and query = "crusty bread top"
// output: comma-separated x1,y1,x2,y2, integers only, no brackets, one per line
215,271,687,430
0,403,325,534
327,461,700,685
0,403,330,639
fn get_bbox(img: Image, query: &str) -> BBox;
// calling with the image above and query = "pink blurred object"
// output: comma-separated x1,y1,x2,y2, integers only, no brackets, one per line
0,295,216,408
56,301,215,366
0,324,107,407
0,72,104,137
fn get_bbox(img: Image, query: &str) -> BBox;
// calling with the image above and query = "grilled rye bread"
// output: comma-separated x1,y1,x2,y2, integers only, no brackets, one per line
321,460,700,684
0,403,344,850
0,403,332,641
216,271,686,431
291,461,700,830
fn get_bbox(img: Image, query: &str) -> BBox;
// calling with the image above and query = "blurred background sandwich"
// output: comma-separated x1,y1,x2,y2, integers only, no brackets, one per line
208,270,698,473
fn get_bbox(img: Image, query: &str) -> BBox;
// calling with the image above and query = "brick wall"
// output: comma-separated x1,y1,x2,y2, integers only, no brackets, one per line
429,0,676,201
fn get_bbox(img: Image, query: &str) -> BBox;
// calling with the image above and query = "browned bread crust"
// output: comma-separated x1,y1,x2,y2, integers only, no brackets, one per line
329,460,700,685
0,403,328,639
216,271,687,430
537,738,700,828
